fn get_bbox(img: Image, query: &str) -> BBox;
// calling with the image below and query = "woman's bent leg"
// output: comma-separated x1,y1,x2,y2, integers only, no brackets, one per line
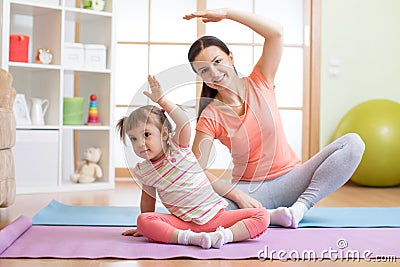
291,133,365,208
226,133,365,212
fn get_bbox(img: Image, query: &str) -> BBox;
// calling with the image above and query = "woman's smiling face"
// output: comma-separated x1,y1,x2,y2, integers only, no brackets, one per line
192,45,236,91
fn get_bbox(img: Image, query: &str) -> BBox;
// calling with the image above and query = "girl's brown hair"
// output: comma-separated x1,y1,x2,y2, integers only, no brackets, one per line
116,105,173,145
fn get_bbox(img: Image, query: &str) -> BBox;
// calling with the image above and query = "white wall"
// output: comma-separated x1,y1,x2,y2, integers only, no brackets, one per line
320,0,400,147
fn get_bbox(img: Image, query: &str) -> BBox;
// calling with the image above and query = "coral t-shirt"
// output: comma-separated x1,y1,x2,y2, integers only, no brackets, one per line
196,67,301,182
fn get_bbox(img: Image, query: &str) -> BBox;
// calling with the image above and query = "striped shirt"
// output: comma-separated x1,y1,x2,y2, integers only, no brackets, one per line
134,141,228,225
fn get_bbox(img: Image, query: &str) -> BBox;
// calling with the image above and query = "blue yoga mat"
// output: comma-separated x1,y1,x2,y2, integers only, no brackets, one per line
33,200,400,227
33,200,168,226
299,206,400,227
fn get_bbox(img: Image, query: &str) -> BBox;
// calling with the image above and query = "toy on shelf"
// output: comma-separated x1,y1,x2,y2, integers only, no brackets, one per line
70,147,103,184
87,94,101,125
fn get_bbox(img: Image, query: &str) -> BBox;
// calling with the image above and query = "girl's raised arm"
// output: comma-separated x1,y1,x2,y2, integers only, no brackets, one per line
145,75,191,147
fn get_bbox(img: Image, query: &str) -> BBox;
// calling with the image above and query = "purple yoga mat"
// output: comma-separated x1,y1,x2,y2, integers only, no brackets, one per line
1,215,399,260
0,215,32,254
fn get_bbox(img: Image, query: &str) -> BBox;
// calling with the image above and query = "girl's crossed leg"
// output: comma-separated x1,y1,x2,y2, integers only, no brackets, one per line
136,207,269,249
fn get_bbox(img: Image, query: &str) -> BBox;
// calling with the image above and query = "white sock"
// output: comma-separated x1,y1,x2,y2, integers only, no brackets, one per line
207,229,225,248
288,202,309,228
211,226,233,248
177,229,211,249
268,207,292,227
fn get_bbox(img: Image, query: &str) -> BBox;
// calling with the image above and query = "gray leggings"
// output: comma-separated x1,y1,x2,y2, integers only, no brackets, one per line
225,133,365,210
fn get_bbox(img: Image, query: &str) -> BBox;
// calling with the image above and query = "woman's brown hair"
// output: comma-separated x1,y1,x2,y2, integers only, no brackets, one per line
188,36,231,121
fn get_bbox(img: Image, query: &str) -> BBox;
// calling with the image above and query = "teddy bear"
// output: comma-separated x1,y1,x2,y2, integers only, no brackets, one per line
0,68,17,207
70,147,103,183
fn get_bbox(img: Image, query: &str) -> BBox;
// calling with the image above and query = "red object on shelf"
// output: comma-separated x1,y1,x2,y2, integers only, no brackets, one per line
9,34,30,62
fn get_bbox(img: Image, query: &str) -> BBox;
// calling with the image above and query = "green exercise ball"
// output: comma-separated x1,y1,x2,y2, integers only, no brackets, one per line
333,99,400,187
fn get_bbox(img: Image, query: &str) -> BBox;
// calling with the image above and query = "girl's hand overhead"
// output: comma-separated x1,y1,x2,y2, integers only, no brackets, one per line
144,75,163,103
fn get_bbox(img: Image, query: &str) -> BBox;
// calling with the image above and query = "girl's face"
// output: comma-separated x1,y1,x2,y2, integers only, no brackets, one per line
127,121,168,162
192,46,236,91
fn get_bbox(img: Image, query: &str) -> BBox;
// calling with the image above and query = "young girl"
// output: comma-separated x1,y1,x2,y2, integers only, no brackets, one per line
117,75,269,249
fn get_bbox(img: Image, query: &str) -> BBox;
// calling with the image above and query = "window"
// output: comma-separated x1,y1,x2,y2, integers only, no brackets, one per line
114,0,312,172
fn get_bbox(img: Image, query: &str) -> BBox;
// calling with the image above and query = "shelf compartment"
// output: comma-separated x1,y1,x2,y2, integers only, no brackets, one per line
10,2,62,65
63,71,111,126
14,130,60,192
64,8,112,70
61,128,111,186
9,66,61,126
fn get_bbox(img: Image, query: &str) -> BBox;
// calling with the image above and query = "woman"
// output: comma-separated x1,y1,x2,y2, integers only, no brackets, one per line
184,8,365,228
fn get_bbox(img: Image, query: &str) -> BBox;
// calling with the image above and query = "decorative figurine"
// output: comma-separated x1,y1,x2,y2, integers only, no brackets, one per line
35,48,53,64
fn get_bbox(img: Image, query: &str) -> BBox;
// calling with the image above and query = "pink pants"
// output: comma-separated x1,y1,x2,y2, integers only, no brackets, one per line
137,208,269,243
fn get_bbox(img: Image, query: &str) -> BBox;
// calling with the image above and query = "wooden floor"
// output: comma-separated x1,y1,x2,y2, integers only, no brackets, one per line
1,179,399,267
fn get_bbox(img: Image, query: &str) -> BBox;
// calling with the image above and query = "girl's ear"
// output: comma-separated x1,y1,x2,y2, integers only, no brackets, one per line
161,127,169,141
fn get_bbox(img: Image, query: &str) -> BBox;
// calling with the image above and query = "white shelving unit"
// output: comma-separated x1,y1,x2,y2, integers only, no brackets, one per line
0,0,115,193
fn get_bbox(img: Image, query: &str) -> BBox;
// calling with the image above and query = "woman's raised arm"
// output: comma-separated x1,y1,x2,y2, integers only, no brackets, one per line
184,8,283,85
